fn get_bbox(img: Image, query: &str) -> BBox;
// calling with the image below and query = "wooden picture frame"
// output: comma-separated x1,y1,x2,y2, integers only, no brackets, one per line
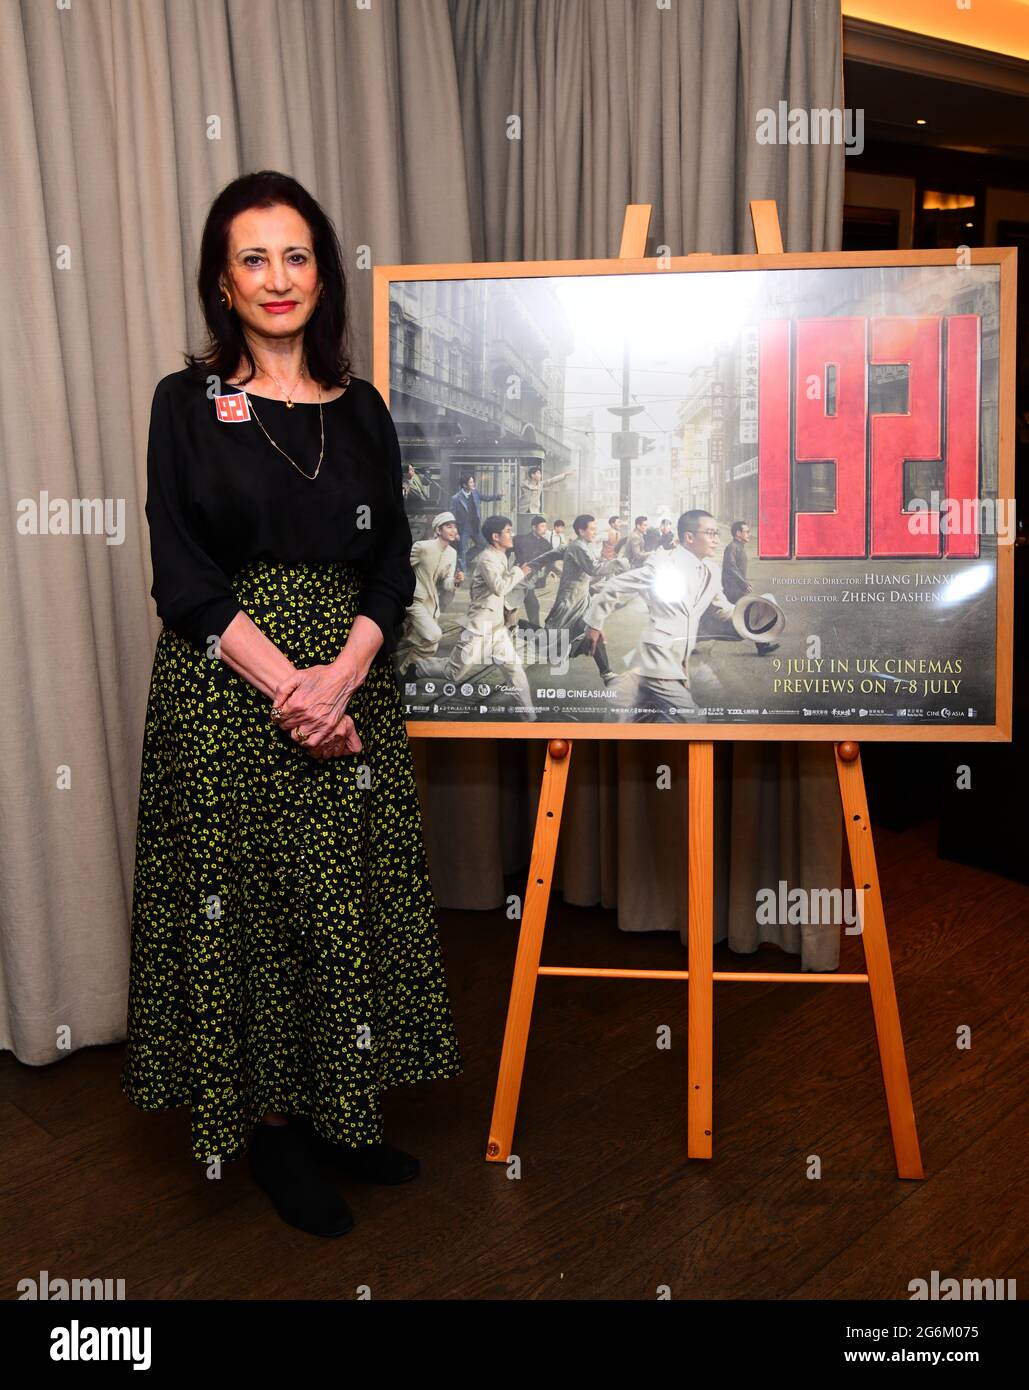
373,247,1015,744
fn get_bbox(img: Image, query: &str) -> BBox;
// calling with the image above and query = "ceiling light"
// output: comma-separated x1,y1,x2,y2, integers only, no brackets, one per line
922,191,976,211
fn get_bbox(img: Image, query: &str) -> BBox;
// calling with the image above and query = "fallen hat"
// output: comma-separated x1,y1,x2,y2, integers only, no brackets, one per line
732,592,786,642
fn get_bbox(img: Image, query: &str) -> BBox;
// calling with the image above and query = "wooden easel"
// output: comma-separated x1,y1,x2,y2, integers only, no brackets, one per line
484,201,925,1180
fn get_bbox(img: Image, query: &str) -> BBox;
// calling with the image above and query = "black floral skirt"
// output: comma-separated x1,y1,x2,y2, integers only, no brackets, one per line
120,559,463,1164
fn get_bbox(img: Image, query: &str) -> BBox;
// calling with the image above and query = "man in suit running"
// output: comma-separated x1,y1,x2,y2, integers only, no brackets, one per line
582,509,738,720
450,470,502,578
716,519,779,656
511,514,560,627
417,515,537,721
397,510,460,678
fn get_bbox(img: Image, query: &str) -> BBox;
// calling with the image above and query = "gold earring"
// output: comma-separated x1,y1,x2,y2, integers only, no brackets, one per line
220,286,233,311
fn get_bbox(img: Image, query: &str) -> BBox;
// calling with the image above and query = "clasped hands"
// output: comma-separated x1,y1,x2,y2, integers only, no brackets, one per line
270,652,366,760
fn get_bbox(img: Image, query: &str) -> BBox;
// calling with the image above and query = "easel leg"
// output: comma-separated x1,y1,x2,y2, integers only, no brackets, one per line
835,742,925,1179
688,741,714,1158
485,739,573,1162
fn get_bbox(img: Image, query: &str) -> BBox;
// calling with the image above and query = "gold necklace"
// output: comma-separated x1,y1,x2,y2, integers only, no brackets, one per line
234,357,305,408
266,361,305,408
244,386,325,483
237,374,351,482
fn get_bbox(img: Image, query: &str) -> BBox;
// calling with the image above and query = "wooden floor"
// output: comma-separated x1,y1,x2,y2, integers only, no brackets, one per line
2,816,1026,1301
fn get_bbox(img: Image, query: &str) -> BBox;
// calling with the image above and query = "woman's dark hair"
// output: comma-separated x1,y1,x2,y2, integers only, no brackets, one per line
184,170,351,389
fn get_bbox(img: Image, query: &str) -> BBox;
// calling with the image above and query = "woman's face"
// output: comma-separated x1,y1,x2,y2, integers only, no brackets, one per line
220,203,321,343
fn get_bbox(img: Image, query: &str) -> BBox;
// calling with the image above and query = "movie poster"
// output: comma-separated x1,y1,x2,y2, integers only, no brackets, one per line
383,260,1008,732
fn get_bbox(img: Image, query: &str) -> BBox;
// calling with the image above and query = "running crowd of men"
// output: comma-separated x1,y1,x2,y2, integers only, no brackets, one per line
396,464,777,722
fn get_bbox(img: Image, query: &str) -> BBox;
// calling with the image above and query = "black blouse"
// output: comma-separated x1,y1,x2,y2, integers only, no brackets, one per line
144,369,414,661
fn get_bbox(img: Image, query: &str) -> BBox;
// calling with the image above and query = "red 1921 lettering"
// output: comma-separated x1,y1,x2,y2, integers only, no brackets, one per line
758,315,981,559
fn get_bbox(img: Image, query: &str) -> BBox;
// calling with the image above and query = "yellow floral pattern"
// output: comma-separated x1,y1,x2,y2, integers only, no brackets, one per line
121,559,463,1163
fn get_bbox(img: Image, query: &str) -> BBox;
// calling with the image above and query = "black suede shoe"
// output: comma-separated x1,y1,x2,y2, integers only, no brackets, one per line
248,1120,355,1236
304,1122,420,1185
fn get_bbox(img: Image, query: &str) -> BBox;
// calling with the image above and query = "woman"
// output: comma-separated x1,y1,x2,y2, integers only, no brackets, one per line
121,171,463,1238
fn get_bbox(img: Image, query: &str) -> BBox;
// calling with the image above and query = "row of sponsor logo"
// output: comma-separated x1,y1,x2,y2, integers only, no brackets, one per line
404,681,492,698
404,690,982,720
404,682,622,701
804,707,979,719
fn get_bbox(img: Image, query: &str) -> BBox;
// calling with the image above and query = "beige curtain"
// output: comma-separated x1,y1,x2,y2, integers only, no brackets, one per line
0,0,844,1068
